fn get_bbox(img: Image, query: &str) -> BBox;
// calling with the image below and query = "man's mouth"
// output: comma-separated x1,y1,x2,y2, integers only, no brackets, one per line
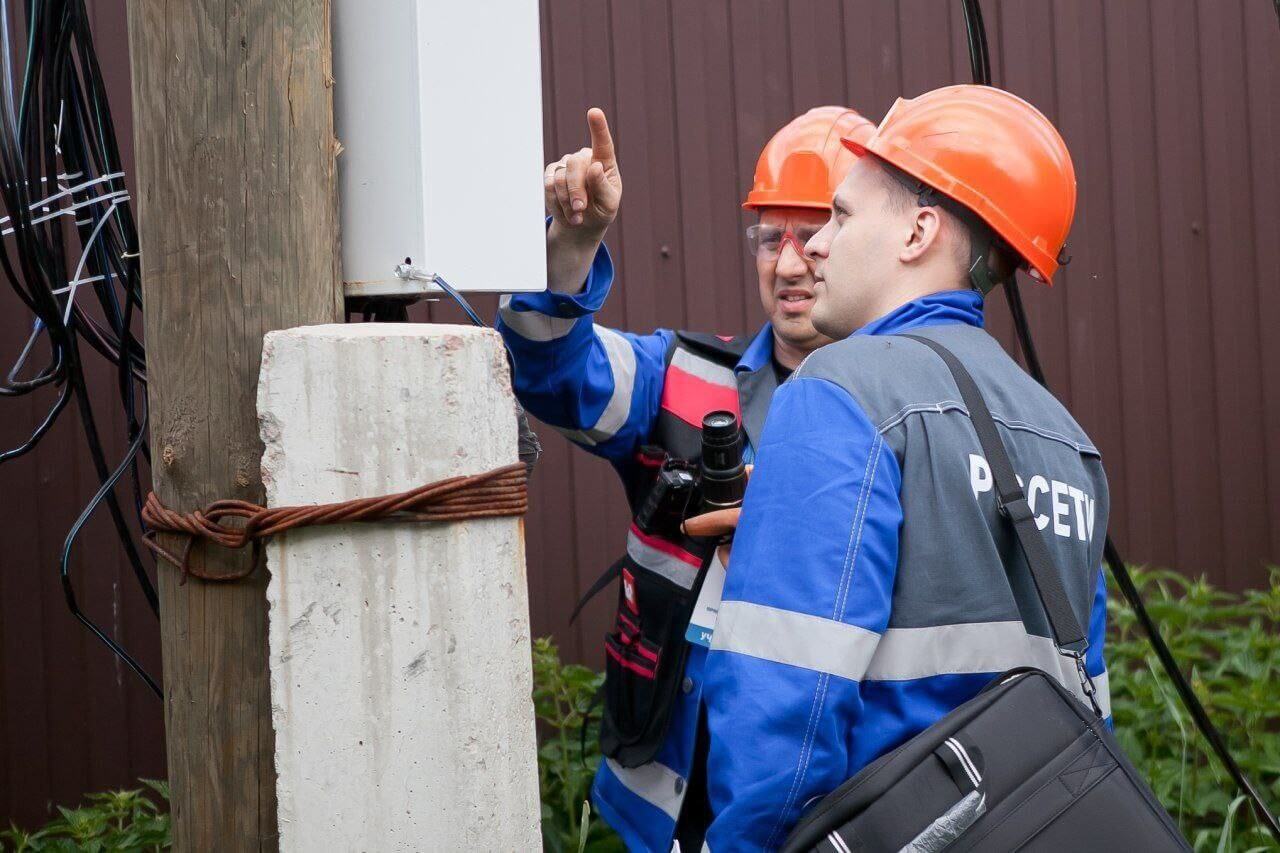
776,288,815,315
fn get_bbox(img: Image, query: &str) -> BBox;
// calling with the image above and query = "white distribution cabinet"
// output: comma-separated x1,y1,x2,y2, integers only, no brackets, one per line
334,1,548,294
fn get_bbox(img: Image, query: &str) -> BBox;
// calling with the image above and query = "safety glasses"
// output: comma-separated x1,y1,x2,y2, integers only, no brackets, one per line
745,224,822,261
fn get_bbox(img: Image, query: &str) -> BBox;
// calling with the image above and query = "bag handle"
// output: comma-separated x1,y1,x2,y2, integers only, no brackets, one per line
898,334,1088,656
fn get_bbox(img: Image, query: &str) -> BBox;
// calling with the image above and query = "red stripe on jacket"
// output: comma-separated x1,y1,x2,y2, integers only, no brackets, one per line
629,523,703,569
606,642,657,679
660,364,741,429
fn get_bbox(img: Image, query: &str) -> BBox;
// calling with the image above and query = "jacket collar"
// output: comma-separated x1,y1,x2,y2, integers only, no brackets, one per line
733,324,778,453
735,324,775,374
854,289,985,337
736,289,984,374
732,291,983,449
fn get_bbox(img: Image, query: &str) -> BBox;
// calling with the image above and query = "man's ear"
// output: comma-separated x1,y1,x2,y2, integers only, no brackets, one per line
900,206,943,264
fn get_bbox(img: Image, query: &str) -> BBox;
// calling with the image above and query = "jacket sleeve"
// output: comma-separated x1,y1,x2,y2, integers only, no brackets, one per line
495,239,673,465
702,376,904,851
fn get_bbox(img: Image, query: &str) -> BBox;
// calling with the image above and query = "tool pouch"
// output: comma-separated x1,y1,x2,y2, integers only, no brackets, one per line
598,522,713,767
566,446,714,768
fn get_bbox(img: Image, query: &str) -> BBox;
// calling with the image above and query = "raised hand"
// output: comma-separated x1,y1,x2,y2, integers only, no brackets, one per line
544,108,621,237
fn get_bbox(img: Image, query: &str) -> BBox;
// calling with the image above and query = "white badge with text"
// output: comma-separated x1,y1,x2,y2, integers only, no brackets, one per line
685,549,727,648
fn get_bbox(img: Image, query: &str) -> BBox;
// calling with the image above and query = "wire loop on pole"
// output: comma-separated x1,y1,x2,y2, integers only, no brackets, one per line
141,462,529,584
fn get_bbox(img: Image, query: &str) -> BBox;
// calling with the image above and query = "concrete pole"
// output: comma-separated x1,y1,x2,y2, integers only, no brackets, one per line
257,323,542,851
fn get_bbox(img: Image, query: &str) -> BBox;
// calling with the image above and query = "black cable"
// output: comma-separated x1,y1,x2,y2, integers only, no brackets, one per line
957,0,1279,840
960,0,992,85
0,0,160,693
433,274,485,327
348,274,485,327
0,378,68,463
60,406,160,698
31,0,156,613
1003,279,1046,380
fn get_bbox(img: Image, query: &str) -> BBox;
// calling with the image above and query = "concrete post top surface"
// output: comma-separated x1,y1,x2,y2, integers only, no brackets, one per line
264,322,497,340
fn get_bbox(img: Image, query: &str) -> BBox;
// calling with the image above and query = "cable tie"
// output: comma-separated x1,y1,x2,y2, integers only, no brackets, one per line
50,271,118,296
0,188,129,236
52,99,64,155
62,199,125,325
19,171,83,186
0,171,126,228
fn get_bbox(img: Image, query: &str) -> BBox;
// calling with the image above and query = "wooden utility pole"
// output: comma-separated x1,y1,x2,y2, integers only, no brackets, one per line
126,2,342,848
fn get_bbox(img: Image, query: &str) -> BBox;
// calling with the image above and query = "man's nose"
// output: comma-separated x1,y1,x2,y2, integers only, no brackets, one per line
775,242,809,279
804,226,829,261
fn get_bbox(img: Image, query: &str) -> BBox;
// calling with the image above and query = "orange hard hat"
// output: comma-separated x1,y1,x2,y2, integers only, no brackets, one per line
743,106,875,211
843,85,1076,284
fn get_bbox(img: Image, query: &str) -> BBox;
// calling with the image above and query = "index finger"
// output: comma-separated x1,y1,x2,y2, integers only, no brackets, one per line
682,507,741,538
587,108,615,166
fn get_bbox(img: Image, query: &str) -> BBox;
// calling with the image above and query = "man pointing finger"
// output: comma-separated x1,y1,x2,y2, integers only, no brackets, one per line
497,105,874,852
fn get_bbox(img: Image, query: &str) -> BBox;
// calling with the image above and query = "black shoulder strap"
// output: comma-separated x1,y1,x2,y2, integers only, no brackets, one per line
900,334,1086,653
568,556,626,625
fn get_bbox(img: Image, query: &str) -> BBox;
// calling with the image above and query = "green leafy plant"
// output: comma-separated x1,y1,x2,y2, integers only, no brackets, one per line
1106,567,1280,852
1,779,170,851
532,636,624,853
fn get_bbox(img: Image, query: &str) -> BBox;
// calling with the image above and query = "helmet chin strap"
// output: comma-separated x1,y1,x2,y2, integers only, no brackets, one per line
966,246,1000,295
880,160,1013,297
964,226,1014,296
917,179,1011,296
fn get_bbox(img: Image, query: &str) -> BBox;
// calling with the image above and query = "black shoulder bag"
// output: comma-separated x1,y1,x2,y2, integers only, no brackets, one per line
782,336,1189,853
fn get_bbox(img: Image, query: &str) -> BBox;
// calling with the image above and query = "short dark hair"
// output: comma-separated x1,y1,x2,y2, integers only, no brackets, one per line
871,159,918,216
869,158,972,277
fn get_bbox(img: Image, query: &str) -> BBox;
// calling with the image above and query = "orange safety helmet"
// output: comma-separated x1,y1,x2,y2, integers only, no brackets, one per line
743,106,875,211
843,85,1076,284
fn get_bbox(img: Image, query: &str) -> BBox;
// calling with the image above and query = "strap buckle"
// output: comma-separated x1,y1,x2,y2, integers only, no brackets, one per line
1064,647,1103,719
997,492,1032,523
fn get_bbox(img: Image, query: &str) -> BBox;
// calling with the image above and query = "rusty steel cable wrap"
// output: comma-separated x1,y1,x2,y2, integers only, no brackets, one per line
141,462,528,584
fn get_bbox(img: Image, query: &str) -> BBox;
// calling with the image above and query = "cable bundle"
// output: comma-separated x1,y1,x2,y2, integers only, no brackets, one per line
0,1,157,694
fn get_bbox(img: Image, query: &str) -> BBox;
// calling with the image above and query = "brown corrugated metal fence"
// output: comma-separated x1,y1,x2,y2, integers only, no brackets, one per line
2,0,1277,829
